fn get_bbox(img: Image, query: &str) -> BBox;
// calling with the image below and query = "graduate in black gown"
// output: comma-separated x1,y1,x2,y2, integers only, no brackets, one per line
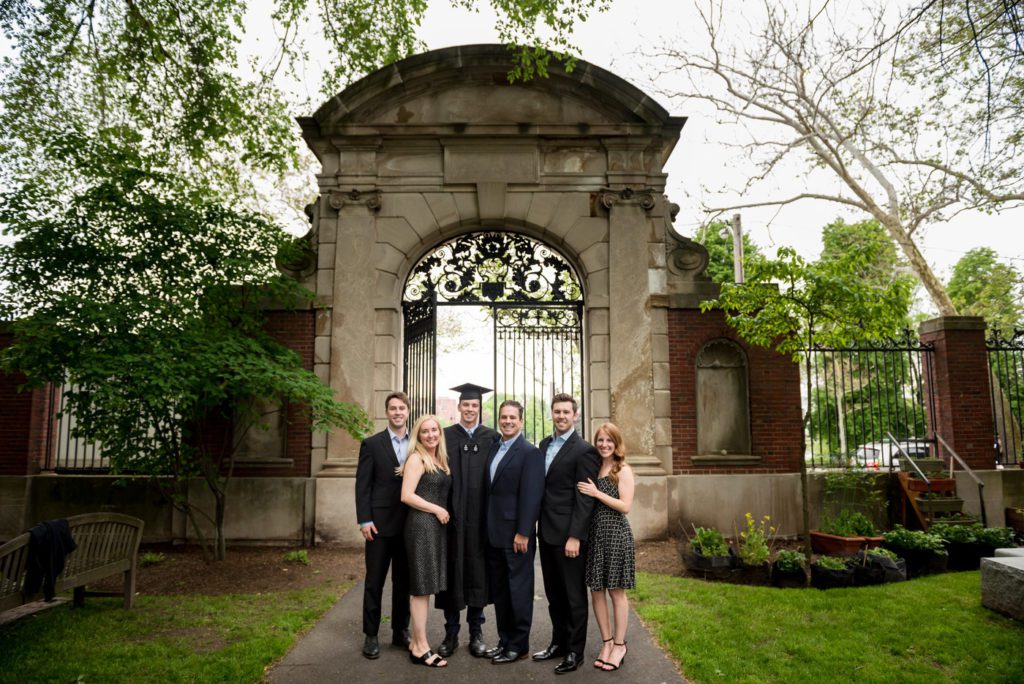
436,383,500,658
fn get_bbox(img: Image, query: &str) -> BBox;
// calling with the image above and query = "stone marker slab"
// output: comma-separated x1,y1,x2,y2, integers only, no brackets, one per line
981,556,1024,621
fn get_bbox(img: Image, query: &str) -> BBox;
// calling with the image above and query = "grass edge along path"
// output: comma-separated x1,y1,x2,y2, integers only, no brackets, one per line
632,571,1024,684
0,583,350,684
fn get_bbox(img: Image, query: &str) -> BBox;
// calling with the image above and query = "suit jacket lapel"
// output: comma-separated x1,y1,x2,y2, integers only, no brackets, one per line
380,430,401,469
490,434,520,487
546,431,578,477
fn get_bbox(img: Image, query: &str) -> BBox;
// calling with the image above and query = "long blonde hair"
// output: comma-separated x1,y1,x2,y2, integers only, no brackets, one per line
593,422,626,485
399,415,450,476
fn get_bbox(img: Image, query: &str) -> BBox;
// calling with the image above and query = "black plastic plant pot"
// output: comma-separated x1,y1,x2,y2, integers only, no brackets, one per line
811,564,855,590
853,552,906,585
945,541,992,572
885,545,948,578
770,564,807,589
733,562,771,586
686,550,734,570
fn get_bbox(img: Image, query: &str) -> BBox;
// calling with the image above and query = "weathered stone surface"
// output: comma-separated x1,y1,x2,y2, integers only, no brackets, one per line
543,145,607,174
546,193,591,241
371,242,405,276
422,193,460,231
579,242,609,273
629,476,668,541
376,217,421,255
503,191,533,223
446,144,539,184
995,548,1024,557
377,144,443,177
981,557,1024,621
563,217,608,258
589,334,610,363
669,474,803,537
315,478,362,546
452,191,479,223
476,182,506,220
380,193,438,240
525,192,562,229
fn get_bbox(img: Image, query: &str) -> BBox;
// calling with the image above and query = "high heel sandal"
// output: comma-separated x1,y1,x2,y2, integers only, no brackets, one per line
594,637,613,668
602,641,627,671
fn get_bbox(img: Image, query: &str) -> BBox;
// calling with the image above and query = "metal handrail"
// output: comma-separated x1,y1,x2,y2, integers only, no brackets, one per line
885,431,930,485
935,434,987,526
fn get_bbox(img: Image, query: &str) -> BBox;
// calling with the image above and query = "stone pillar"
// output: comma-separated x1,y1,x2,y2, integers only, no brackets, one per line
604,191,664,476
919,316,997,470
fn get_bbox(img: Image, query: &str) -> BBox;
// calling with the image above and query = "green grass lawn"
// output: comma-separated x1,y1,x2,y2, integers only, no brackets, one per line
633,571,1024,684
0,585,346,684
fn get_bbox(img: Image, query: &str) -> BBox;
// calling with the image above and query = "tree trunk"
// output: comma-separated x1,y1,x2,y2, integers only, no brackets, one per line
883,220,958,316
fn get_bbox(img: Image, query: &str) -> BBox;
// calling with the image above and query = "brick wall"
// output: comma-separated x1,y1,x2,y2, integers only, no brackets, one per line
919,317,996,470
668,308,804,474
230,309,316,478
0,332,50,475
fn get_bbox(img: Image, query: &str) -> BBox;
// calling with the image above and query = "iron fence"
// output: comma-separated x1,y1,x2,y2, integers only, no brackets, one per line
48,384,109,472
988,329,1024,465
803,331,936,469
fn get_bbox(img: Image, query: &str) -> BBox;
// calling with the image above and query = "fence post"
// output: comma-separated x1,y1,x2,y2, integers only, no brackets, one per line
919,316,997,470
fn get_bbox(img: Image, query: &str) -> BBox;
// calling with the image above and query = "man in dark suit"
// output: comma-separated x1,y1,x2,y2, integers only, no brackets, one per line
354,391,412,659
437,383,499,658
533,393,600,674
485,399,544,665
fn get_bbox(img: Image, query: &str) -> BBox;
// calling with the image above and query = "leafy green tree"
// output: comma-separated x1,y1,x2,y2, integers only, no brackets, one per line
703,230,912,554
694,220,766,286
947,247,1024,335
0,140,372,560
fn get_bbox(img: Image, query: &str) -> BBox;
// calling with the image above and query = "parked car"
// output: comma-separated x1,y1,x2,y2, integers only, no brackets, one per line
854,439,931,468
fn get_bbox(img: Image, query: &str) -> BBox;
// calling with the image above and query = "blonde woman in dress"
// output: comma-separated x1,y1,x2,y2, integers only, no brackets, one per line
399,415,452,668
576,422,635,672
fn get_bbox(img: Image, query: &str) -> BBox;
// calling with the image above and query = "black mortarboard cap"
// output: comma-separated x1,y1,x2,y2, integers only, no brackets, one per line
450,383,493,402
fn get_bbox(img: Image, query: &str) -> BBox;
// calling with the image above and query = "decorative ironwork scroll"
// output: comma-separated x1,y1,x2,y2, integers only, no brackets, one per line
404,232,583,304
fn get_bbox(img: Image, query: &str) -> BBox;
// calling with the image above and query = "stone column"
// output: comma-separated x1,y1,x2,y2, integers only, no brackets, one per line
919,316,997,470
603,189,664,477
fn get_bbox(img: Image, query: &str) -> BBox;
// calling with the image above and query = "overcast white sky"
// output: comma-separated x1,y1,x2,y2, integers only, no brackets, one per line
4,1,1021,317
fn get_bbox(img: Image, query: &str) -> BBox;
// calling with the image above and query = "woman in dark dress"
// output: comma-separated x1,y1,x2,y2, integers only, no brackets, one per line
399,414,452,667
576,422,635,672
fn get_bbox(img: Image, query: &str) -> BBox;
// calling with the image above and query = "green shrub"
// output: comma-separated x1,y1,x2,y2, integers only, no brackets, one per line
283,550,310,565
691,525,729,557
774,549,806,572
930,522,980,544
866,547,899,561
820,509,878,537
815,555,849,571
883,526,947,555
737,513,775,566
140,551,166,567
974,527,1016,548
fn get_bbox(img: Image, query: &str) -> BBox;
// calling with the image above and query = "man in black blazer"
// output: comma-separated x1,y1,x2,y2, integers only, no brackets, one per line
354,391,412,659
533,393,600,674
485,399,544,665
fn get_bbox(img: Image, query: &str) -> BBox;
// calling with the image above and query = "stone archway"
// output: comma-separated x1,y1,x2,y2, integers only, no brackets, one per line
302,45,688,544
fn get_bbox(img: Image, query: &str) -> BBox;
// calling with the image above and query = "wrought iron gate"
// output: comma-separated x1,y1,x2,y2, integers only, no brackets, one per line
988,328,1024,465
403,232,585,437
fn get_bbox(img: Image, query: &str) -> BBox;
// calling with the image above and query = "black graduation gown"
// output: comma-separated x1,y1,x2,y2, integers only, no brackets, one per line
436,422,499,611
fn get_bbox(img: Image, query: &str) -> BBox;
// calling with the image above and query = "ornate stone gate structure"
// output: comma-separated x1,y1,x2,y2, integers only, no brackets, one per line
301,45,709,543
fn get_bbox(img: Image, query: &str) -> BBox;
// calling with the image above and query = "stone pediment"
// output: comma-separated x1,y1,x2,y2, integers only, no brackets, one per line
305,44,679,133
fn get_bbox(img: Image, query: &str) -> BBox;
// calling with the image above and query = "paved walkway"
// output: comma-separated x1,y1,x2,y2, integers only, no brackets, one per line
267,558,685,683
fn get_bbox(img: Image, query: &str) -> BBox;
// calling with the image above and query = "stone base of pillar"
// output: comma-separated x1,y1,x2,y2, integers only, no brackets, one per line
314,477,362,546
317,459,357,478
628,475,669,541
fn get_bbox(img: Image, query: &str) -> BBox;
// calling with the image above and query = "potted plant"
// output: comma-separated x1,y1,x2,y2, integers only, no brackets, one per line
686,525,734,575
915,492,964,517
734,513,774,585
930,522,992,570
853,547,906,586
1005,507,1024,537
811,555,854,590
882,526,948,577
771,549,808,588
810,510,884,556
811,469,886,556
975,526,1016,554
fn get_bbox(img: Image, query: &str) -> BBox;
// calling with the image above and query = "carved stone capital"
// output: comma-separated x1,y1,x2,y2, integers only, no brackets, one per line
328,188,382,212
597,187,657,213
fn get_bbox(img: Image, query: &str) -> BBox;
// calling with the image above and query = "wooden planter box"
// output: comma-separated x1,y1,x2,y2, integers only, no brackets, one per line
916,497,963,516
907,477,957,493
810,530,883,557
1006,507,1024,535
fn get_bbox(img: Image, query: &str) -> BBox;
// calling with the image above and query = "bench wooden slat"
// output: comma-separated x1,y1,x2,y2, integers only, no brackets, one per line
0,513,144,614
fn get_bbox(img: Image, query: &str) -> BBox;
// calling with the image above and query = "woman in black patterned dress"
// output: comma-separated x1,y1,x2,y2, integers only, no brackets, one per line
400,415,452,668
576,422,634,672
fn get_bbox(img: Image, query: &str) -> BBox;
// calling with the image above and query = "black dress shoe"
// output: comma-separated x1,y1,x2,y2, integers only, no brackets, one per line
469,634,492,658
554,652,581,674
532,644,566,661
482,644,503,659
362,635,380,659
392,628,411,648
437,633,459,657
491,650,527,664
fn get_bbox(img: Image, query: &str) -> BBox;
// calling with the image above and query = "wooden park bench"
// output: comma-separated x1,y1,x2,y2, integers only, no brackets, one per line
0,512,144,613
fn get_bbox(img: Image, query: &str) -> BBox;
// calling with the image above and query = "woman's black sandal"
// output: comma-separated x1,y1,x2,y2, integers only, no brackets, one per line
410,649,447,667
594,637,613,668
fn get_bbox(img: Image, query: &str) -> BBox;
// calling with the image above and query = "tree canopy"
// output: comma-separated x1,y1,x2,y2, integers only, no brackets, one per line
947,247,1024,334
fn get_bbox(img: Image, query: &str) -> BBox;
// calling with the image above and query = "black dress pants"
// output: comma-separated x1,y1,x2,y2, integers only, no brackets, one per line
362,532,410,636
539,540,589,657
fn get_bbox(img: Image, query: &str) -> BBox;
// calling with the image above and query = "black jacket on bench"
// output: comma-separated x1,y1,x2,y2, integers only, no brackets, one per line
25,519,77,601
